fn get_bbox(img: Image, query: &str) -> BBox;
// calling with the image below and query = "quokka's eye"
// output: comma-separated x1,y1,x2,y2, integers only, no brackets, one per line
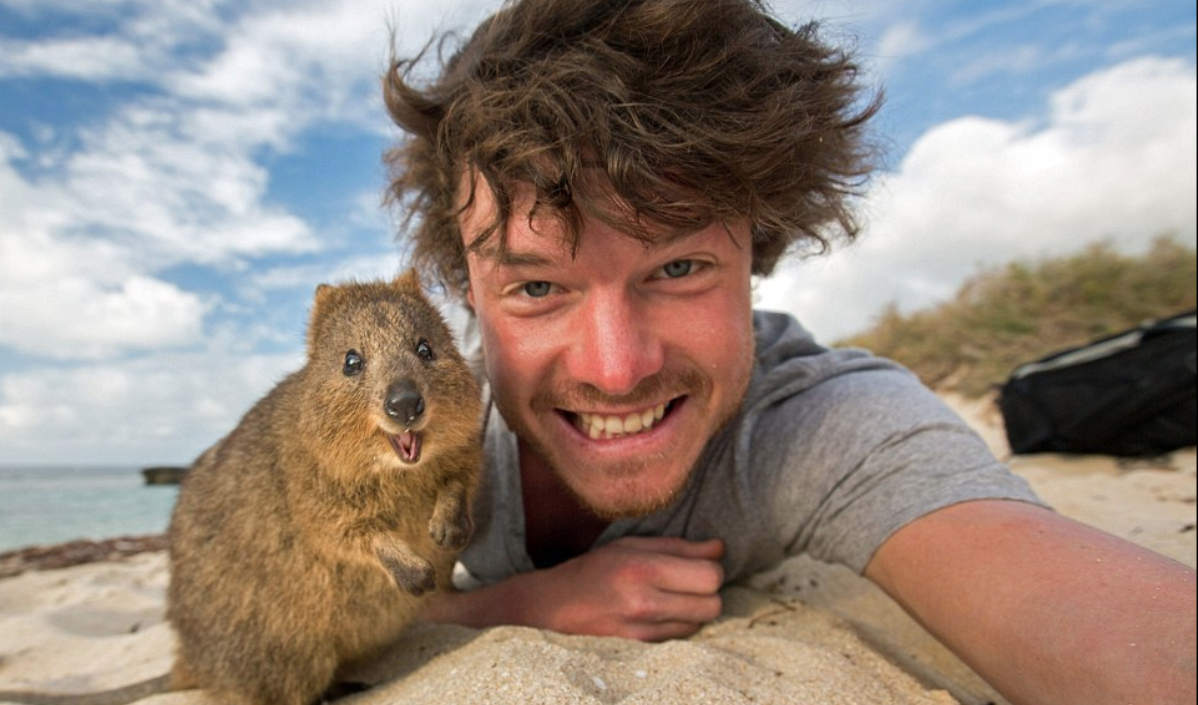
415,339,434,362
343,350,364,376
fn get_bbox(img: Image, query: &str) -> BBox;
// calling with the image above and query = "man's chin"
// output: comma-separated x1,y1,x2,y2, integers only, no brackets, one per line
512,410,703,520
570,474,689,521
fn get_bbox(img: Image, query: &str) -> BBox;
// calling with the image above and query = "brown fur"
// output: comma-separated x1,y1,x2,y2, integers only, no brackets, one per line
0,271,481,705
167,270,481,705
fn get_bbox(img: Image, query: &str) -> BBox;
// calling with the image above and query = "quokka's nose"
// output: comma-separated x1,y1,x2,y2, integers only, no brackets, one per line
384,380,425,427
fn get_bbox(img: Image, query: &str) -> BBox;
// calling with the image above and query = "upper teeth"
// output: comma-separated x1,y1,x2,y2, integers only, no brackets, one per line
574,404,667,440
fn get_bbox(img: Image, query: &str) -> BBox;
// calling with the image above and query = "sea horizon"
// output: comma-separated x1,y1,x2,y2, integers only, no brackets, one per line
0,464,180,554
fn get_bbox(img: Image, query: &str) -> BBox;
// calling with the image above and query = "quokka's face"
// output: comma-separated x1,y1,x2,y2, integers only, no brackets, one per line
307,282,480,471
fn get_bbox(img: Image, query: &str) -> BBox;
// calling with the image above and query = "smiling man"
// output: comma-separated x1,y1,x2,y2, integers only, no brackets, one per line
464,182,755,522
381,1,1196,703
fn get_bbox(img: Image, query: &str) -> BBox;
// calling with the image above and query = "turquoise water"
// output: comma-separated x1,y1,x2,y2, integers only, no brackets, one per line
0,466,179,553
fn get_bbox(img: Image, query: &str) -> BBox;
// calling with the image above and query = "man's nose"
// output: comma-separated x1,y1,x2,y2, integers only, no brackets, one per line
565,288,664,397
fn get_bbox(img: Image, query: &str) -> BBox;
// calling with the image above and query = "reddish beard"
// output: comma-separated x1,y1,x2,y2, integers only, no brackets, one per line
497,363,747,520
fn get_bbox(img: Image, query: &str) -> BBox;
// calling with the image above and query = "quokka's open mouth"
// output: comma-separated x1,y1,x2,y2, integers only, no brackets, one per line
389,431,422,464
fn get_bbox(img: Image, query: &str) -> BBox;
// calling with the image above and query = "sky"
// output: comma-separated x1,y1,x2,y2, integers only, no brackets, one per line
0,0,1194,466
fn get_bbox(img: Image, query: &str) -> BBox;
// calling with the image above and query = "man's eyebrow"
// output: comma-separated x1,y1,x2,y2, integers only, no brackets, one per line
473,246,558,268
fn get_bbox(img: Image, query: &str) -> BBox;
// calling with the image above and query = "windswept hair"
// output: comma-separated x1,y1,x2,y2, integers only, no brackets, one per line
383,0,882,297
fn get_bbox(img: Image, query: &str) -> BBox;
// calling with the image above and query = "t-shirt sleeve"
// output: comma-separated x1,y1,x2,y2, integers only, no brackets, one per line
753,365,1047,575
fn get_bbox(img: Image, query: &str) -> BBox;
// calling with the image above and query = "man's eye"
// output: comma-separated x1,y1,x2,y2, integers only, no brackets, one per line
523,281,553,298
662,260,694,278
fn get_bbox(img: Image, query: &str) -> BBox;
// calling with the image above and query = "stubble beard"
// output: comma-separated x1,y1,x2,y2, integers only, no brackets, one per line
498,358,754,521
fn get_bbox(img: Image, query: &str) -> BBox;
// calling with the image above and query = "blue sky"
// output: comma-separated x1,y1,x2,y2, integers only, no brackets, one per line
1,0,1195,465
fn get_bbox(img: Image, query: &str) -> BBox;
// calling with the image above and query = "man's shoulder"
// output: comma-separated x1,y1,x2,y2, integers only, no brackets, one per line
749,309,916,401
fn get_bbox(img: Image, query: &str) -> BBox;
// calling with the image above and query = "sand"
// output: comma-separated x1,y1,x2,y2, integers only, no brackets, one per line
1,395,1193,705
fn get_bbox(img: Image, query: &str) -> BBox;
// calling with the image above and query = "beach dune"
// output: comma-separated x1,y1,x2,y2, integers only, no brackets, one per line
1,397,1194,705
0,555,961,705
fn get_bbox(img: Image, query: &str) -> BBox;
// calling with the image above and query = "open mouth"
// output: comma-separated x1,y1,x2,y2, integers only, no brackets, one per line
389,431,422,464
567,398,680,441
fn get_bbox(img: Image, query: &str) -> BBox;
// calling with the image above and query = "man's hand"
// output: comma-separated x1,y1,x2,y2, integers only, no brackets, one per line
423,536,726,641
539,536,726,640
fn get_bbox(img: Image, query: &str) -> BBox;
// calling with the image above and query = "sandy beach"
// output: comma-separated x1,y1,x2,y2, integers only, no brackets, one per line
1,395,1194,705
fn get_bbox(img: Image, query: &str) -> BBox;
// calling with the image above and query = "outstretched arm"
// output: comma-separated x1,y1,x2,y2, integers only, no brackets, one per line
865,499,1196,705
422,536,725,642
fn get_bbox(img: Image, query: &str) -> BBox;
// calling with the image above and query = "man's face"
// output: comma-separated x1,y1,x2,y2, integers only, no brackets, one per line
461,177,755,519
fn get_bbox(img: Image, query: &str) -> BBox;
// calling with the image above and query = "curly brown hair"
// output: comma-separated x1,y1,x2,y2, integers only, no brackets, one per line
383,0,881,298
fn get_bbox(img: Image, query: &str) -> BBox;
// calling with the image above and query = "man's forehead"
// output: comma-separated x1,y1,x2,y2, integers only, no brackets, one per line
467,219,714,267
462,206,574,265
457,168,731,265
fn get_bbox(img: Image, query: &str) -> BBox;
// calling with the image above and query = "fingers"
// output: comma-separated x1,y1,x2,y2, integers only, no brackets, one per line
570,586,722,641
595,537,726,639
529,536,730,640
628,591,724,635
650,550,725,596
606,536,726,595
627,617,713,642
610,535,726,561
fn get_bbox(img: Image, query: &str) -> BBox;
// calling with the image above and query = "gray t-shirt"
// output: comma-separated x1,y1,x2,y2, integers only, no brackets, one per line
457,311,1044,587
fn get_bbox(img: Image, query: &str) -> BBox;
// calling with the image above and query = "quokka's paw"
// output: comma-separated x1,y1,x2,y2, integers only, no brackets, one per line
430,508,473,550
393,559,436,596
376,549,436,596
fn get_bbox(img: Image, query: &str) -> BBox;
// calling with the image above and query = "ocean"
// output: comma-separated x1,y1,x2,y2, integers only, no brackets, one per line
0,465,179,554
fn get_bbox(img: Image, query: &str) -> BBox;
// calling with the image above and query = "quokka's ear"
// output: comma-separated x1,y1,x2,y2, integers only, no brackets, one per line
394,268,422,292
314,283,335,304
306,283,338,359
311,283,339,317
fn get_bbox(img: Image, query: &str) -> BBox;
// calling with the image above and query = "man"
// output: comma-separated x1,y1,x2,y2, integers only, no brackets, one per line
382,1,1197,703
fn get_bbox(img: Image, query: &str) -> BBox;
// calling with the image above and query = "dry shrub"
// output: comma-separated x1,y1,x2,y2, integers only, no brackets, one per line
839,237,1197,397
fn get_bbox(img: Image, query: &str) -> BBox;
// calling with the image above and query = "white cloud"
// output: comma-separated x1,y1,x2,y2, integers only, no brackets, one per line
0,348,303,464
0,0,490,269
167,0,497,136
0,36,149,80
0,112,316,357
0,220,209,358
58,106,319,263
758,56,1198,342
241,252,404,301
0,276,208,358
875,20,934,60
0,0,225,82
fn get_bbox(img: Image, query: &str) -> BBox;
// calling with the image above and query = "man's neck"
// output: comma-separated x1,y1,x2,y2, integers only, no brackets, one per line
519,442,610,569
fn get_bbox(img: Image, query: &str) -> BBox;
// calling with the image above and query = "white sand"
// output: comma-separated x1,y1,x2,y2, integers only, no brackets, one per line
1,395,1193,705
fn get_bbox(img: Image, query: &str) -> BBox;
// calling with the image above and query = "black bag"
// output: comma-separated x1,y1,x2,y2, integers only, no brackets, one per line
999,309,1197,456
